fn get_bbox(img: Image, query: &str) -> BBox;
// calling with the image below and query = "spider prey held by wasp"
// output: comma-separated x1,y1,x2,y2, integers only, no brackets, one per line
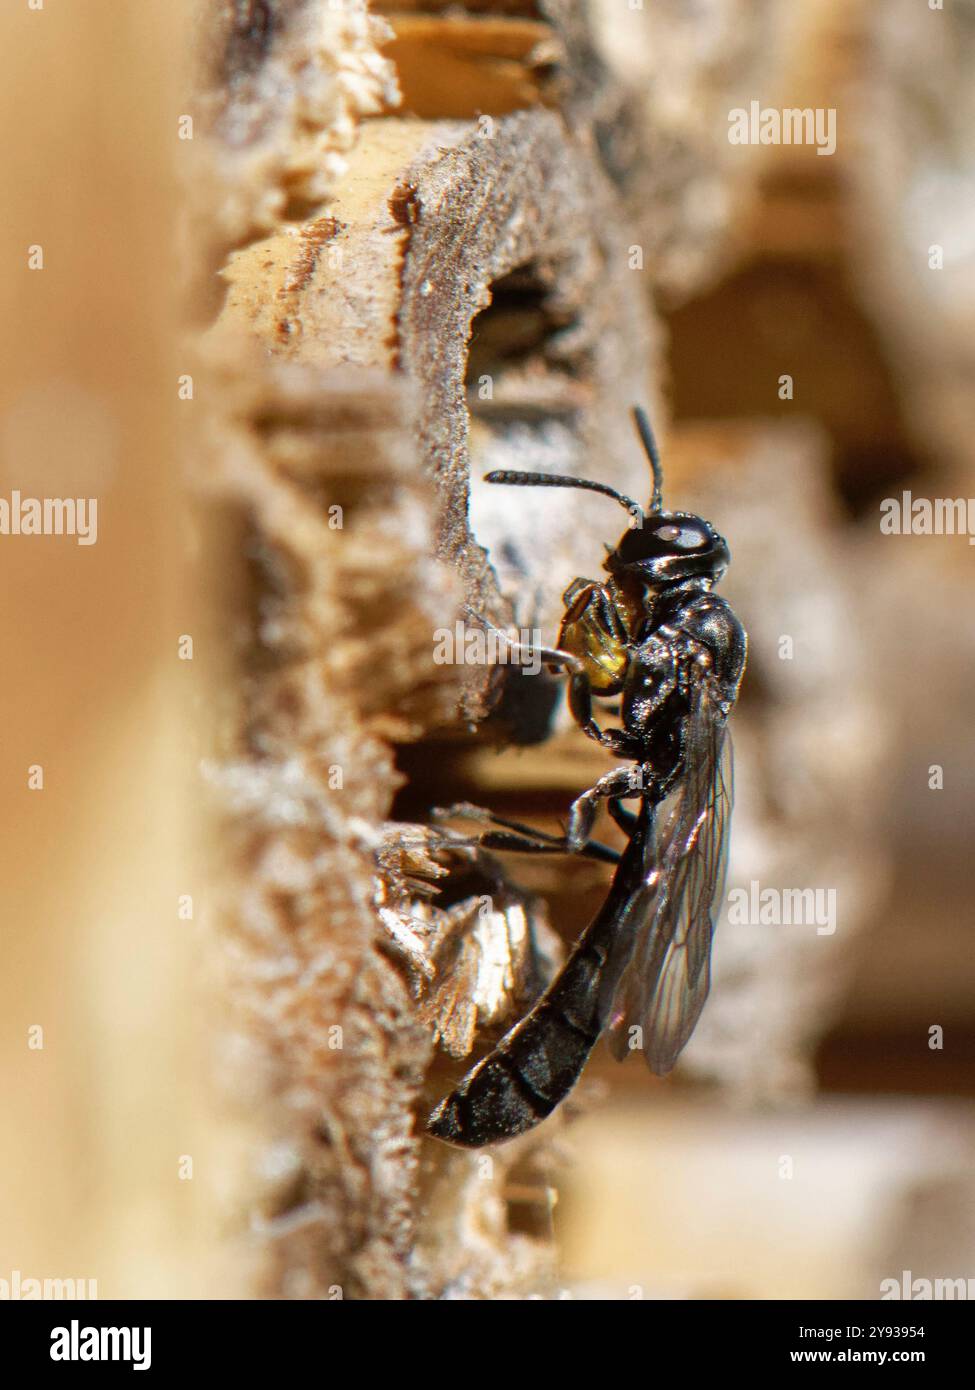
427,408,747,1149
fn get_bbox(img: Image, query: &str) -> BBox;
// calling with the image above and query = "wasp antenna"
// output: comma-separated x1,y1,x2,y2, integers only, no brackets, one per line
632,406,664,512
484,469,644,524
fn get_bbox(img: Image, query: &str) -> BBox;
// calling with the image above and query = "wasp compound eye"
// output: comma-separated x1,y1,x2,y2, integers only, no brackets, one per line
615,515,709,563
656,522,708,549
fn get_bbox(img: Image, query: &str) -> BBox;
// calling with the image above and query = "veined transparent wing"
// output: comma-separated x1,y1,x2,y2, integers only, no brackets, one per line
599,677,734,1073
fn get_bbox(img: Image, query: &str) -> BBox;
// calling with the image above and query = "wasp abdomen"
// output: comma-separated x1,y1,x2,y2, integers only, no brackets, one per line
426,832,647,1148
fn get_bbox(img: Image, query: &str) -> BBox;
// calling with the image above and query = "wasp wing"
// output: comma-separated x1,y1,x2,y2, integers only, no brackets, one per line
599,677,734,1073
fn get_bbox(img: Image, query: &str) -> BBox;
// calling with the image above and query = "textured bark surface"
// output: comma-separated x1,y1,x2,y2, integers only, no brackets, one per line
216,107,661,702
200,360,455,1298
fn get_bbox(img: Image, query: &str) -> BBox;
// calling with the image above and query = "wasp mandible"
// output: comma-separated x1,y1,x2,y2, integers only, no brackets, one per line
428,409,748,1147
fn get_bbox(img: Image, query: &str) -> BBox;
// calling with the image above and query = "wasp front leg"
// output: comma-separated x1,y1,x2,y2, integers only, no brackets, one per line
557,580,642,756
458,604,581,675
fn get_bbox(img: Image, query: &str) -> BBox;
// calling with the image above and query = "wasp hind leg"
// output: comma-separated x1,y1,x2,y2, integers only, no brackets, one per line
607,797,639,835
563,765,644,852
432,802,620,865
434,763,638,862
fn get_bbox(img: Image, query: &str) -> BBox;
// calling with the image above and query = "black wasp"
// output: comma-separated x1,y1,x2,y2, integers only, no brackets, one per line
427,409,747,1148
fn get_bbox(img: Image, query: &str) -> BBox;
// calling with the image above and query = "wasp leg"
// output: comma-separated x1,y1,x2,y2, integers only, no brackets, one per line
565,766,643,852
608,797,639,834
462,606,637,753
474,830,619,866
567,672,644,759
460,606,584,676
434,802,566,844
586,722,644,759
581,581,629,650
433,802,619,865
436,771,640,859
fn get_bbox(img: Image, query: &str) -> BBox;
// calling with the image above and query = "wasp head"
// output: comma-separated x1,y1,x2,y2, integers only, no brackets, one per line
605,512,730,588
